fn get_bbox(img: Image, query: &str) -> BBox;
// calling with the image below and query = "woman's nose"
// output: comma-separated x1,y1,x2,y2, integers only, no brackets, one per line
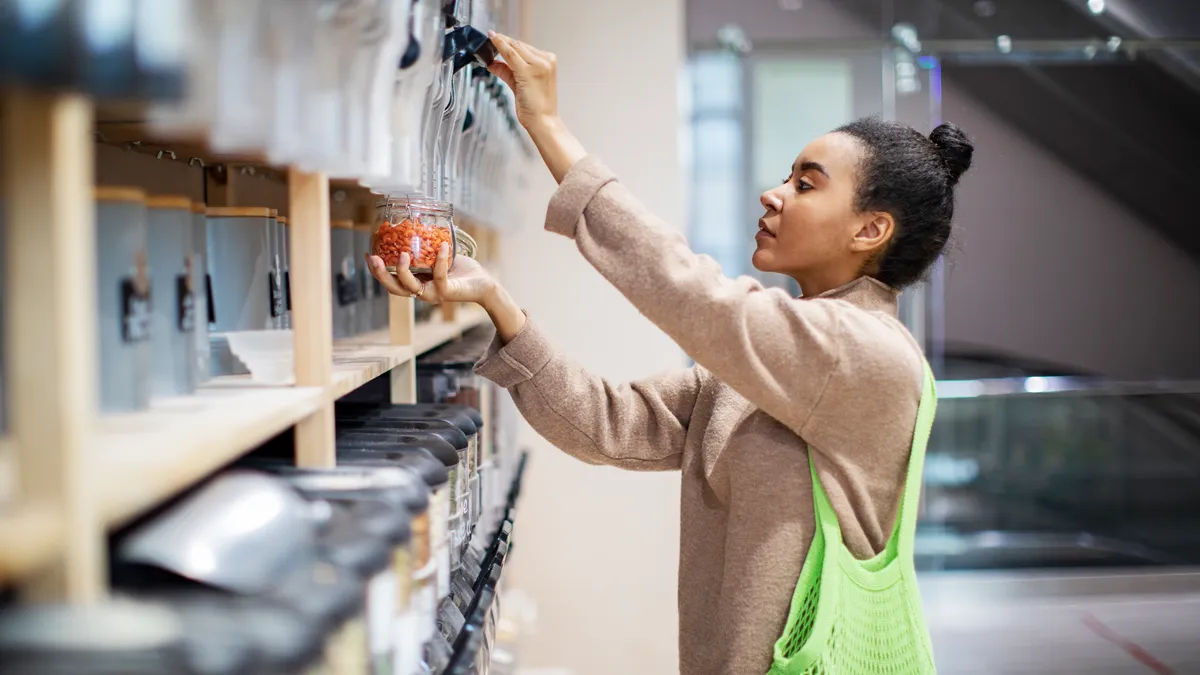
761,190,782,212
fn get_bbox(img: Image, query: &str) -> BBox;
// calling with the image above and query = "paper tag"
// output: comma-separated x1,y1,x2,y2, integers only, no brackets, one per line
121,277,151,343
368,571,397,656
176,274,195,333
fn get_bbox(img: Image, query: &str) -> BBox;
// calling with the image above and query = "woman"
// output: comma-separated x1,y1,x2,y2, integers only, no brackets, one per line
368,33,973,675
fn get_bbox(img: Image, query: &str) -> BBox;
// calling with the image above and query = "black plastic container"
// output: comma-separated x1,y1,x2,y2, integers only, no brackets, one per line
335,417,471,566
335,436,454,608
270,559,368,675
131,591,323,675
339,403,484,528
0,600,190,675
319,504,400,675
249,463,434,675
113,471,365,675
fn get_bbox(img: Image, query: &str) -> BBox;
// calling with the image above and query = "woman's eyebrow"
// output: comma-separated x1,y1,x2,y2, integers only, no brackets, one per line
792,160,830,178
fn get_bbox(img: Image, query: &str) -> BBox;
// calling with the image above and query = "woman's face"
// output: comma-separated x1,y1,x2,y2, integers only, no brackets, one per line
752,132,867,278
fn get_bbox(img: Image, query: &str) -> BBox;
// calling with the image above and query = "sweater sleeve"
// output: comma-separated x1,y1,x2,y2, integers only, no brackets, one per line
543,156,853,437
474,316,699,471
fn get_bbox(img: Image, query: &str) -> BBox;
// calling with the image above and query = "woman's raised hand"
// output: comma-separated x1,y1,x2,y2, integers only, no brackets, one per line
486,32,559,133
486,32,587,184
366,244,498,306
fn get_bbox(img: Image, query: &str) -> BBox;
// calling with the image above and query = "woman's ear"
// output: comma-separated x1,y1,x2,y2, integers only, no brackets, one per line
850,212,894,255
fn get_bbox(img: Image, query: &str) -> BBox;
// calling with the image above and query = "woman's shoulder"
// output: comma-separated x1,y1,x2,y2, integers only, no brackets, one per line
802,293,926,417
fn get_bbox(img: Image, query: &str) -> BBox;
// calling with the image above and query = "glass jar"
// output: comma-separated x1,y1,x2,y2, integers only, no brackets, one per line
95,187,152,414
372,197,477,275
331,220,359,339
146,195,196,399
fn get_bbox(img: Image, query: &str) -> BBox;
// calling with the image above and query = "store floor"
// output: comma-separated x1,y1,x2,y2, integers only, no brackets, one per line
922,570,1200,673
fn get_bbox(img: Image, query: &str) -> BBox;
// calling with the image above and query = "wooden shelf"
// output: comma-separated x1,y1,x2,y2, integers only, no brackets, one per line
333,304,490,395
93,385,325,527
0,304,492,571
413,305,490,355
0,503,65,582
4,44,517,601
332,335,415,397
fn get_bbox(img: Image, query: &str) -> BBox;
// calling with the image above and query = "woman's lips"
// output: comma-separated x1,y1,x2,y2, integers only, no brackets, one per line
756,219,776,240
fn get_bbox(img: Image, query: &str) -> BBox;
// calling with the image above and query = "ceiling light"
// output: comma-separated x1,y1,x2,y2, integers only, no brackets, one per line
996,35,1012,53
1087,0,1105,15
778,0,803,10
891,23,922,53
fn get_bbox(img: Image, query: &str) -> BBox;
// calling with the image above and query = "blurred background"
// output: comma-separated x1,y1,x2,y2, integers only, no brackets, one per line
503,1,1200,674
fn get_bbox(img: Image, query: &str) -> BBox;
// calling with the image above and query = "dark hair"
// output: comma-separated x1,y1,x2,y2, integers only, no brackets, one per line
834,117,974,288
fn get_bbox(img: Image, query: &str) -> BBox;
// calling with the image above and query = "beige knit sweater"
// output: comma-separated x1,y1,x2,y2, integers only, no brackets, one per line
475,157,926,675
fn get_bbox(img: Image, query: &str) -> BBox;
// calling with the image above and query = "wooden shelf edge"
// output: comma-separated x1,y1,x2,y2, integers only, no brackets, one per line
93,386,325,527
0,503,65,584
412,305,490,355
331,304,489,398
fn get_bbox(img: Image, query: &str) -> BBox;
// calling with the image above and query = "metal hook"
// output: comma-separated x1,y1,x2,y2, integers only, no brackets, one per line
188,157,206,168
240,166,257,176
156,150,177,161
123,141,142,152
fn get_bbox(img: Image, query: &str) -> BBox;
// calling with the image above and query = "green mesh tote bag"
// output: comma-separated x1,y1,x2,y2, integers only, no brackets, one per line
767,366,938,675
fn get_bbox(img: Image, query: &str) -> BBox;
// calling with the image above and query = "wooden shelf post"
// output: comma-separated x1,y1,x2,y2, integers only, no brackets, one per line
288,168,335,467
389,296,417,403
2,90,104,601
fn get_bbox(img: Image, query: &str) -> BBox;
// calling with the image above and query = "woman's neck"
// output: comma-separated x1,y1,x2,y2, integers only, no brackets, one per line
791,269,865,299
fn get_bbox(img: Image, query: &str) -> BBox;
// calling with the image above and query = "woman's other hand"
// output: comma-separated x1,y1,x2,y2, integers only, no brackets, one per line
367,244,495,305
486,32,586,183
366,245,527,341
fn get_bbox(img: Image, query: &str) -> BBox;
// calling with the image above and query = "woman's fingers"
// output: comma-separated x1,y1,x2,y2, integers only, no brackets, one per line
393,253,428,299
487,61,517,91
366,254,412,297
489,32,527,69
431,243,451,300
508,38,546,66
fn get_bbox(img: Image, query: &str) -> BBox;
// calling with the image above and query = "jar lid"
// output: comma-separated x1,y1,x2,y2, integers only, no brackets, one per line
376,196,454,216
331,219,355,229
95,186,147,203
206,206,272,218
190,201,207,215
269,209,279,219
276,216,288,226
146,195,193,211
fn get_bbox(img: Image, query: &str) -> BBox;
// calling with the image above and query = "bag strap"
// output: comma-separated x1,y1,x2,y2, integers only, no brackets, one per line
808,364,937,557
896,364,937,556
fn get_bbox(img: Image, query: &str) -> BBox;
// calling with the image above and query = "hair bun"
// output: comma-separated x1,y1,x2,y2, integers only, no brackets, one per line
930,122,973,186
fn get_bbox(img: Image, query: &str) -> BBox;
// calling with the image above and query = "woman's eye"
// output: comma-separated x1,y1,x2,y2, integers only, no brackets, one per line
796,180,813,192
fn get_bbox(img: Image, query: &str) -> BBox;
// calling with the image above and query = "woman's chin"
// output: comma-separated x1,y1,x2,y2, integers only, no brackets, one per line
750,248,774,272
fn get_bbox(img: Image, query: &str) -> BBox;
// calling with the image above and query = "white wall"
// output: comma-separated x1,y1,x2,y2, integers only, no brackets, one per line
497,1,687,674
940,84,1200,380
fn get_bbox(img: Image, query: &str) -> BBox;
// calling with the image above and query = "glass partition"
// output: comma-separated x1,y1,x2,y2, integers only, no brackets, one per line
920,381,1200,570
